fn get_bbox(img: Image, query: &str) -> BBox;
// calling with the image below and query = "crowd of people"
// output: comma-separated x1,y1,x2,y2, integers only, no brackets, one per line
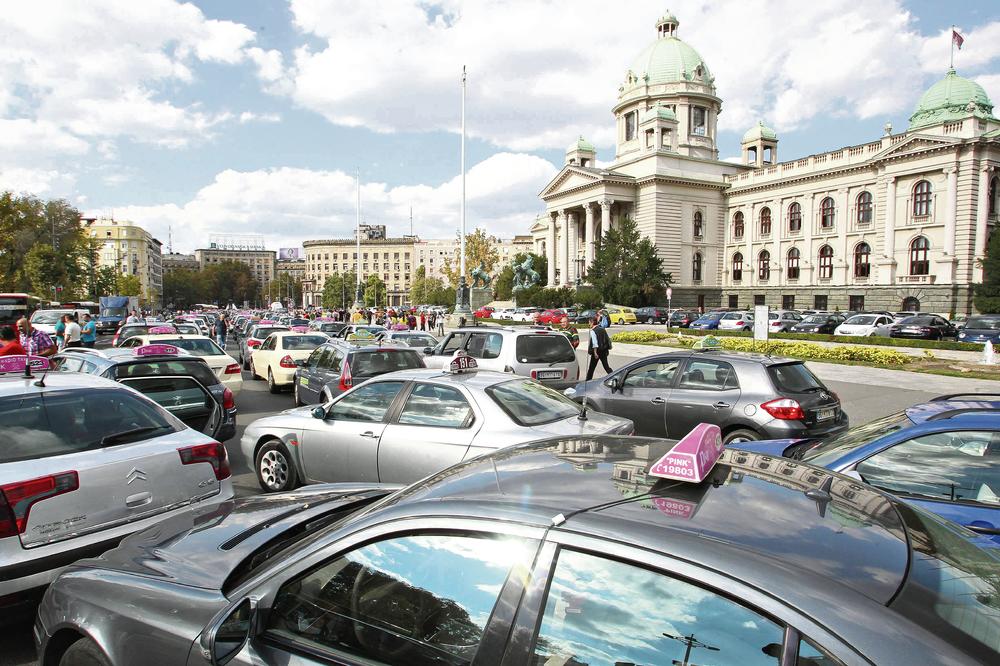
0,312,99,358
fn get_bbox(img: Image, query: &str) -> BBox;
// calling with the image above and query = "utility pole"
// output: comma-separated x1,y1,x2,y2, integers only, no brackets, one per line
354,168,364,309
662,632,720,666
453,65,471,317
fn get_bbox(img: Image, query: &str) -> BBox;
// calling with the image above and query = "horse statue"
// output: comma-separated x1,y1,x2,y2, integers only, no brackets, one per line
512,255,540,292
471,262,492,288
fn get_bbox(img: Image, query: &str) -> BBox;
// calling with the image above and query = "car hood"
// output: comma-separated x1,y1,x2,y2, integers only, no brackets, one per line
536,409,633,436
70,484,394,590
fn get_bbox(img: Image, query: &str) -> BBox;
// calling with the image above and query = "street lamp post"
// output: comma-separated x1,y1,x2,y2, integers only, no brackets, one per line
454,65,472,316
354,168,364,310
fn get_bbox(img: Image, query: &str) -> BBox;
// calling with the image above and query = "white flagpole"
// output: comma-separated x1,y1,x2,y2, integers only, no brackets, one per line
355,167,363,308
460,65,467,287
950,25,955,69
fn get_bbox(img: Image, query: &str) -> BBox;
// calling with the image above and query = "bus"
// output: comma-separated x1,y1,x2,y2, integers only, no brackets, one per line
57,301,100,315
0,293,42,326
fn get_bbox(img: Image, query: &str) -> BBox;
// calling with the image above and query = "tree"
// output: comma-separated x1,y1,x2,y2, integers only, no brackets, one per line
493,264,514,300
364,274,387,307
270,272,303,307
117,274,142,297
202,260,259,306
321,272,357,310
975,231,1000,313
163,269,206,309
587,217,671,307
93,266,120,298
441,229,500,287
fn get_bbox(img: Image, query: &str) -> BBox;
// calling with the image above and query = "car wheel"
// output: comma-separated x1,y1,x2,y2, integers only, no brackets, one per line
293,381,303,406
255,439,298,492
647,317,655,324
250,358,260,380
268,369,280,394
723,428,759,445
241,354,249,370
618,318,625,325
59,637,110,666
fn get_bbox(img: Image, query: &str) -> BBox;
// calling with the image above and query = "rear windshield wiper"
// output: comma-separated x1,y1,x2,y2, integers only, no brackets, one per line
101,426,167,446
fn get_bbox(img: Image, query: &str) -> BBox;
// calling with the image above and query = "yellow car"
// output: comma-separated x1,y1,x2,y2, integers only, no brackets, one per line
119,333,243,395
606,308,637,325
249,330,330,393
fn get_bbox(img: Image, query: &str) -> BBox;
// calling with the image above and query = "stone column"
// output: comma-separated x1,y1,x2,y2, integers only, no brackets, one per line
562,210,571,287
880,176,896,285
945,165,959,257
745,204,754,286
975,164,994,282
584,203,596,273
600,199,612,240
836,187,850,283
568,211,579,285
547,212,557,286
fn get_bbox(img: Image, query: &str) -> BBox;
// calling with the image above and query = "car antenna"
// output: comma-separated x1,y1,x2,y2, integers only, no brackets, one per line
578,380,589,421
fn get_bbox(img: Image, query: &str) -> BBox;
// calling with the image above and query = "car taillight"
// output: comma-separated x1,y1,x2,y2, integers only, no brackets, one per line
222,387,235,410
339,359,353,391
761,398,805,420
178,442,230,481
224,363,241,374
0,471,79,538
279,355,296,368
247,339,261,347
735,320,744,326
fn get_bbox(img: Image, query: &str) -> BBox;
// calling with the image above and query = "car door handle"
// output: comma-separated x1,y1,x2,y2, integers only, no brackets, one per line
360,431,379,439
650,397,666,405
713,402,731,409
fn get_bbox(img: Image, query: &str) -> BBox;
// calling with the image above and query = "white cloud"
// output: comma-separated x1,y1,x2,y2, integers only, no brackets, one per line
238,111,282,124
0,167,76,195
95,152,557,252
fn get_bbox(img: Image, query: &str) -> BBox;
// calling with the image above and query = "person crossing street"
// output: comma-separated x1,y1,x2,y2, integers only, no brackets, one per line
586,315,613,380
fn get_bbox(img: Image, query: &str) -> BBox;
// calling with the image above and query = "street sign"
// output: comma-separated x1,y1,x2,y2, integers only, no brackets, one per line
753,305,769,341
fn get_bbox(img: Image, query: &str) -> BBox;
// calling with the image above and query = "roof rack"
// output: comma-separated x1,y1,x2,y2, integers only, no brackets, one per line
925,407,1000,421
929,393,1000,402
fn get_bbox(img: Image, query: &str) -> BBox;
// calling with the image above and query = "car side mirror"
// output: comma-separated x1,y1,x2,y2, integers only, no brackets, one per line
311,406,327,419
423,346,434,355
607,377,620,392
208,597,256,666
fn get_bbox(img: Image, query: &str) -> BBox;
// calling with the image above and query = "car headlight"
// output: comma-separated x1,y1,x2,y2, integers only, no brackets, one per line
958,332,965,338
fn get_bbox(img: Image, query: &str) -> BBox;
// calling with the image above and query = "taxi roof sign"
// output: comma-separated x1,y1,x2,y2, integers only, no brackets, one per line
148,325,175,334
446,350,478,374
134,343,180,357
692,335,722,350
0,354,50,374
648,423,723,484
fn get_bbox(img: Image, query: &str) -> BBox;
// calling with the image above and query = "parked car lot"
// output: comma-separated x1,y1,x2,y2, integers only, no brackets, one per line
790,313,845,334
835,313,895,337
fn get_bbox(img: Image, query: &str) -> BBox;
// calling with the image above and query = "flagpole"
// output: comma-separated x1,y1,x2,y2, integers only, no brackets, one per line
354,167,364,309
454,64,471,317
950,24,955,69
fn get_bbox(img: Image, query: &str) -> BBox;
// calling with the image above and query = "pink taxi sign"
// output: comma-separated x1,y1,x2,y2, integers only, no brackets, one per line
447,351,478,374
134,344,180,357
0,354,50,374
149,325,175,334
648,423,723,484
259,319,275,325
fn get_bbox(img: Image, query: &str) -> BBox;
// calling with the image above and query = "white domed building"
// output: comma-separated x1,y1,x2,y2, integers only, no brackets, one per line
533,13,1000,314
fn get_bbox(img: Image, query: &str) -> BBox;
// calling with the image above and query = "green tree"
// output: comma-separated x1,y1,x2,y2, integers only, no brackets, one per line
202,260,260,306
493,264,514,300
93,266,119,297
321,272,358,309
270,272,303,306
587,217,671,307
975,231,1000,313
364,274,387,307
118,274,142,297
441,229,501,287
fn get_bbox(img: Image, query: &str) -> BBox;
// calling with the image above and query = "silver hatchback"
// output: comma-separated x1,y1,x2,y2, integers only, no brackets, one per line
0,370,233,608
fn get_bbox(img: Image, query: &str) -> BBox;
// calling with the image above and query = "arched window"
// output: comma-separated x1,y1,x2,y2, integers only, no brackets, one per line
912,180,932,217
856,191,873,225
786,248,800,280
854,242,871,278
733,211,744,239
788,202,802,232
692,252,703,281
820,197,835,228
732,252,743,281
693,211,703,238
989,176,998,217
758,250,771,280
759,207,772,236
818,245,833,279
901,296,920,312
909,236,930,275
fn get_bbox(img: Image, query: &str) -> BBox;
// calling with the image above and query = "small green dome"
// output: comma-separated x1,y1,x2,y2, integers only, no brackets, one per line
909,69,994,130
626,15,713,87
567,136,595,153
643,102,677,122
742,121,777,143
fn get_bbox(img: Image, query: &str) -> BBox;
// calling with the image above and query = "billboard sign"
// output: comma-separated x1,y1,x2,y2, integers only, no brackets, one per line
278,247,301,261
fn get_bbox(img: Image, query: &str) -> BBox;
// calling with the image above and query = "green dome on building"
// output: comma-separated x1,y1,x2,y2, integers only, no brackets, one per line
643,102,678,122
626,13,713,87
567,136,595,153
908,68,995,130
742,121,777,143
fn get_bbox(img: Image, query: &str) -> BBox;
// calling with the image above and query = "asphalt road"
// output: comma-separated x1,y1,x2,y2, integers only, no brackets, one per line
0,334,948,665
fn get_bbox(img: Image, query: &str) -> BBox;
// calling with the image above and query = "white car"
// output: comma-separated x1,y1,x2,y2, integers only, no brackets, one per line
718,311,754,331
835,314,894,337
495,308,516,320
119,333,244,395
249,331,330,393
768,310,802,333
512,307,543,322
28,308,90,336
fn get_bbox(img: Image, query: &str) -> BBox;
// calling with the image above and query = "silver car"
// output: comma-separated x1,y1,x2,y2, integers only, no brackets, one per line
241,368,633,491
0,371,233,608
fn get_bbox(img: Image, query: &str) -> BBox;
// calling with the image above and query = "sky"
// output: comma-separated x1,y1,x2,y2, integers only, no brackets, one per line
1,0,998,254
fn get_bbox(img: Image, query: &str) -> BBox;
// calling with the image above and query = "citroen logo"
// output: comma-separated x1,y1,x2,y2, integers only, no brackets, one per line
126,468,147,485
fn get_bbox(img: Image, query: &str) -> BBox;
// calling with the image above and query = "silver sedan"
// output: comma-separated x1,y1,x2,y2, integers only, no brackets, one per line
241,368,634,491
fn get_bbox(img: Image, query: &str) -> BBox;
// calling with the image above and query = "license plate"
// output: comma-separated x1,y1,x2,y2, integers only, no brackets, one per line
536,370,563,380
816,408,835,422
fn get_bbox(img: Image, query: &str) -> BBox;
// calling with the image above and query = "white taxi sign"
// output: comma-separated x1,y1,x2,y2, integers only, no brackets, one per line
648,423,723,484
447,350,478,374
134,343,180,357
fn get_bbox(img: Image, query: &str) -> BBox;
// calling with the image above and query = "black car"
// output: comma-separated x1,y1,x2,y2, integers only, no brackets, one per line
52,345,237,441
36,436,1000,666
293,339,426,405
889,315,957,340
669,310,699,327
633,306,669,324
790,313,845,334
571,308,598,324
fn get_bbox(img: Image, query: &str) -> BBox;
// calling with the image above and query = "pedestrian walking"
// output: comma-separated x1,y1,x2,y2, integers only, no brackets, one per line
81,314,97,348
64,314,82,348
420,312,427,331
16,317,56,357
54,315,67,349
126,309,141,324
586,316,613,380
215,316,228,348
599,309,611,328
0,326,26,356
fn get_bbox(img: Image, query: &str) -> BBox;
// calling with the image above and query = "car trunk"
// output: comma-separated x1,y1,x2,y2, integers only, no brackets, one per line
767,362,841,426
514,334,578,385
117,375,222,436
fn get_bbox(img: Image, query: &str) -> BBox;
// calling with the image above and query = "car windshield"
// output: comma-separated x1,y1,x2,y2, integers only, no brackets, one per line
721,313,745,320
349,349,424,376
516,334,576,363
802,315,829,324
282,335,328,350
965,317,1000,330
175,324,200,334
113,359,220,388
799,411,912,465
891,503,1000,664
251,326,289,339
155,338,224,356
846,315,877,325
488,378,581,426
30,311,64,324
394,334,437,348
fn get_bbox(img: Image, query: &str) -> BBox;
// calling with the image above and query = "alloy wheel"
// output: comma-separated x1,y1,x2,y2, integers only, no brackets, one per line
259,449,289,490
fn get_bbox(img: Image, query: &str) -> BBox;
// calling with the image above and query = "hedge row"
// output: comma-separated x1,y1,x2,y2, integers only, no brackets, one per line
658,327,982,352
610,331,913,365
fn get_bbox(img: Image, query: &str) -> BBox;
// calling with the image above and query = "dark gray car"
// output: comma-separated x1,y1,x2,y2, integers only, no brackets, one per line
568,349,848,444
293,339,425,405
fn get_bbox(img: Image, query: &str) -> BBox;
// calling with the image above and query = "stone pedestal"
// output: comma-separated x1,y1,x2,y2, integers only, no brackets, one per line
470,287,492,311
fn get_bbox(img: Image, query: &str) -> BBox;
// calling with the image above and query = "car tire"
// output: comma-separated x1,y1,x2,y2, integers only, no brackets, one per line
250,358,261,380
268,369,280,394
618,318,625,325
647,317,655,324
723,428,759,445
293,381,303,406
59,637,110,666
255,439,298,492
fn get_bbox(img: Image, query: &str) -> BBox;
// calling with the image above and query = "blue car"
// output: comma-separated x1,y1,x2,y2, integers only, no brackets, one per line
957,314,1000,344
688,312,724,330
734,393,1000,542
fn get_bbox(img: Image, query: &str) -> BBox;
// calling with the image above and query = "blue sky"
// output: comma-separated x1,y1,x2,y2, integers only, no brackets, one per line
1,1,998,253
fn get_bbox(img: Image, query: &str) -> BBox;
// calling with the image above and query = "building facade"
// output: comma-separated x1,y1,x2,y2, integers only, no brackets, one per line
194,248,276,288
276,259,306,281
83,218,163,308
533,12,1000,314
162,252,199,273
